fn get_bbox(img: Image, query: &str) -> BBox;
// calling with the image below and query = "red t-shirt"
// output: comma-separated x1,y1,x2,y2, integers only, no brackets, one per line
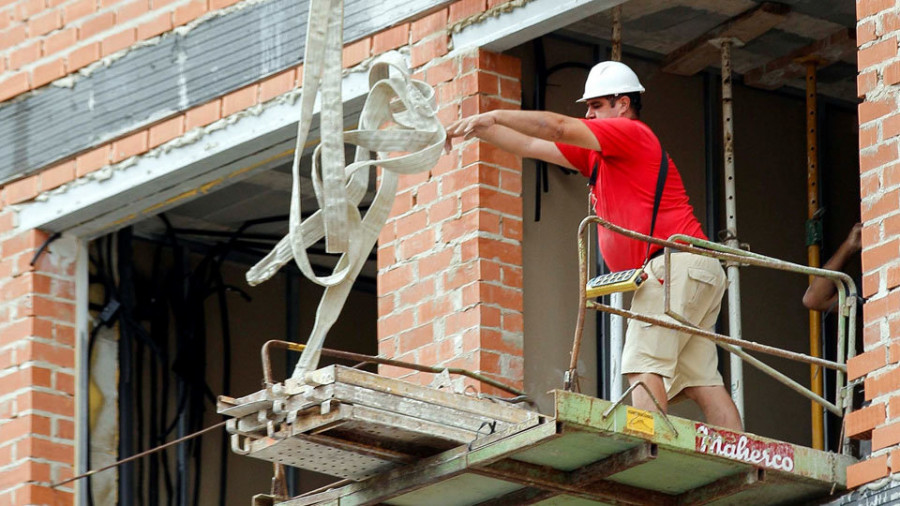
556,117,707,271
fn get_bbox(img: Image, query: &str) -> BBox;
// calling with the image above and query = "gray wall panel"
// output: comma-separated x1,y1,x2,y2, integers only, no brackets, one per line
0,0,451,184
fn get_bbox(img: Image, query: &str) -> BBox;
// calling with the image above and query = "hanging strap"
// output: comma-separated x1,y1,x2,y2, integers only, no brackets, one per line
644,142,669,266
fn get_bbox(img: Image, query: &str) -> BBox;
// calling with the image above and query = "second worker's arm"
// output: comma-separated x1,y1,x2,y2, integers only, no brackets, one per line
802,223,862,311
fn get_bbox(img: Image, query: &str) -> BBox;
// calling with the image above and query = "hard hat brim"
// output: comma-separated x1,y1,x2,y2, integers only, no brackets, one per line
575,86,646,103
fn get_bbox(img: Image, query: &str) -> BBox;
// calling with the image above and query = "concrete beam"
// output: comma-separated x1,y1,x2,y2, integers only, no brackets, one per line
17,71,367,238
743,28,857,90
661,2,791,76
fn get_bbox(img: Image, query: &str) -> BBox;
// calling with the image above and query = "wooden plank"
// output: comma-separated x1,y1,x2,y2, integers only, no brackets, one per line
326,365,538,424
743,28,856,89
661,2,790,76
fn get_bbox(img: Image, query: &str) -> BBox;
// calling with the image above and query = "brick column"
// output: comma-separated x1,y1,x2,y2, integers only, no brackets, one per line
843,0,900,489
0,210,78,504
377,49,524,395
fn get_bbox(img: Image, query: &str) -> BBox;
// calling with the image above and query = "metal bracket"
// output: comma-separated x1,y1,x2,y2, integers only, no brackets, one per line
602,381,679,437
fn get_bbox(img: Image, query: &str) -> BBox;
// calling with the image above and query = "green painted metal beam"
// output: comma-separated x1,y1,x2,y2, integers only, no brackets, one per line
277,390,856,506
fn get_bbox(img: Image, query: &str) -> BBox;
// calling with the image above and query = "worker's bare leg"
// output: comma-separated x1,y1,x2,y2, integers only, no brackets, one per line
626,373,668,413
683,385,742,431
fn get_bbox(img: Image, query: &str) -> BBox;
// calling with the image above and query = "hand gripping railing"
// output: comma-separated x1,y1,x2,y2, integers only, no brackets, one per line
566,216,857,452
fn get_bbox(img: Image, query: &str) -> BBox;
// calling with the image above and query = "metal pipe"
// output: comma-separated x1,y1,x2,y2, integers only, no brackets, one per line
591,220,855,302
261,340,527,397
52,421,228,489
609,292,625,399
716,340,842,417
284,273,301,497
804,59,825,449
586,302,844,372
568,218,592,391
606,5,623,399
570,216,857,415
717,38,745,424
117,229,135,504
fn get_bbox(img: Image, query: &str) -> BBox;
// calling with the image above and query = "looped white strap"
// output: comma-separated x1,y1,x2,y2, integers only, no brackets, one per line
246,0,445,380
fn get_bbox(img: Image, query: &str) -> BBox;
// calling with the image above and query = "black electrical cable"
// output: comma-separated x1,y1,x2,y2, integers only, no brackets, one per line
212,266,232,506
117,228,137,505
530,37,584,222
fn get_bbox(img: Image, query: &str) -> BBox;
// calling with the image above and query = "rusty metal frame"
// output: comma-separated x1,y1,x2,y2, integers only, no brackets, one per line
471,444,671,506
675,468,766,505
569,216,857,425
601,381,679,437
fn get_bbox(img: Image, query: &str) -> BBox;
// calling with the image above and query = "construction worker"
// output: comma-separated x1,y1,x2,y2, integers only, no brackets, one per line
803,223,862,311
445,60,742,431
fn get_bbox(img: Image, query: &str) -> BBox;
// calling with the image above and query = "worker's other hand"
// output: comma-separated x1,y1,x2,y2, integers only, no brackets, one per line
844,223,862,252
444,112,497,152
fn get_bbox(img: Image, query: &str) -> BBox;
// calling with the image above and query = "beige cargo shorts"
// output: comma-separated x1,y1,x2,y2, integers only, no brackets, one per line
620,252,728,400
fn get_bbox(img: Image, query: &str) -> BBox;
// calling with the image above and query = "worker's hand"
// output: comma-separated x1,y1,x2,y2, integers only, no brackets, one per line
444,112,497,152
843,223,862,253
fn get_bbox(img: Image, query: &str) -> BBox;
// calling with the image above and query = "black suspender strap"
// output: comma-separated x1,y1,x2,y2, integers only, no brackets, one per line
587,142,669,267
644,143,669,265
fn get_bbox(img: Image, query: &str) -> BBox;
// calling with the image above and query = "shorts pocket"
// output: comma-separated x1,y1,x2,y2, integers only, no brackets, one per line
684,267,720,323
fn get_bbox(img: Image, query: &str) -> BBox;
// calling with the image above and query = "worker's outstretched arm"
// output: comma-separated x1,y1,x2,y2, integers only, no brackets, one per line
802,223,862,311
445,110,599,169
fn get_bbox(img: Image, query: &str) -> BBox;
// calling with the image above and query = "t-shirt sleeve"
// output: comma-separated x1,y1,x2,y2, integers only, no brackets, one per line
554,142,593,178
580,117,640,160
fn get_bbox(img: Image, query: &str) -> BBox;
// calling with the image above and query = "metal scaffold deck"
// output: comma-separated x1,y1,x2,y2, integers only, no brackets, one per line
219,366,854,506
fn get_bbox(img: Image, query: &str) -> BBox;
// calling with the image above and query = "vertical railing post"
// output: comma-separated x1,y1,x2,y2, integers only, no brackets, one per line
714,37,746,424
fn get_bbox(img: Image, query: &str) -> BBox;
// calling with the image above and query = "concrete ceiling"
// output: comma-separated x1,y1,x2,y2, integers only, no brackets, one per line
564,0,858,101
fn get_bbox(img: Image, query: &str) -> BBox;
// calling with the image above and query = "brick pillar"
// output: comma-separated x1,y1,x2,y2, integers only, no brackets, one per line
377,49,524,395
843,0,900,490
0,210,78,505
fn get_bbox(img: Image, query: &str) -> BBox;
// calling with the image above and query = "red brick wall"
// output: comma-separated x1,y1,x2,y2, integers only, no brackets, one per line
846,0,900,489
377,49,524,395
0,219,78,504
0,0,523,502
0,0,219,102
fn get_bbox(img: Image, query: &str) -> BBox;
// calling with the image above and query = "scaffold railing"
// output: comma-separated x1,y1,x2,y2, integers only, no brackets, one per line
566,215,858,455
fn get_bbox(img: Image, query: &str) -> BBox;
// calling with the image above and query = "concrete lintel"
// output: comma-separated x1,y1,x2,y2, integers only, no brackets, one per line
16,70,369,238
743,28,857,90
451,0,627,54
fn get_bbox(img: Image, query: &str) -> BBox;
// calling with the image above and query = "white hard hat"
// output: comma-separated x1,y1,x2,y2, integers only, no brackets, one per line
577,61,645,102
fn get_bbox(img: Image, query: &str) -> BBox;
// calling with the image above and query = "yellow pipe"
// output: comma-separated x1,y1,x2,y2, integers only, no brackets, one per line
805,60,824,450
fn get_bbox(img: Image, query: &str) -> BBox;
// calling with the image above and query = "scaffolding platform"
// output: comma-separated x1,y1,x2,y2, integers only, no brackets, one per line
262,387,855,506
217,365,542,481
